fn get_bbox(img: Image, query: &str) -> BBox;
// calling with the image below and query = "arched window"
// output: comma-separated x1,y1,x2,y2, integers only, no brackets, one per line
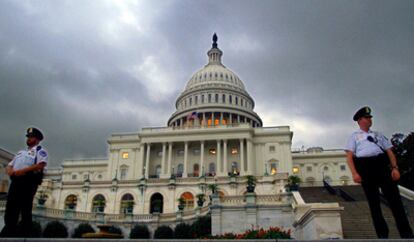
65,194,77,210
120,193,134,214
208,162,215,176
180,192,194,210
92,194,106,213
150,193,163,213
177,164,184,177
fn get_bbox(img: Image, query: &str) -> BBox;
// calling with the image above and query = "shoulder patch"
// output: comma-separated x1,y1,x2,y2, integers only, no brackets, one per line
39,150,48,157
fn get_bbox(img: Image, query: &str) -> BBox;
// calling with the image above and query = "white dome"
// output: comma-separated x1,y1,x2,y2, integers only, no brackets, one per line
185,63,246,92
168,34,262,128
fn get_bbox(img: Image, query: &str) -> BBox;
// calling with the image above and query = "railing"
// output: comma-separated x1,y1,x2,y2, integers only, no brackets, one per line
27,205,210,223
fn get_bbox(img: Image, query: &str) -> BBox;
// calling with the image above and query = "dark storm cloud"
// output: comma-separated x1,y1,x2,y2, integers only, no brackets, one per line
1,0,413,166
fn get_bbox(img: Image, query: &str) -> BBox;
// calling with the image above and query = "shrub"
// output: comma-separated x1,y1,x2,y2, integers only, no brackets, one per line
189,215,211,238
72,223,95,238
43,221,68,238
17,221,42,238
130,224,150,239
154,225,173,239
108,225,123,237
208,226,291,239
174,222,192,238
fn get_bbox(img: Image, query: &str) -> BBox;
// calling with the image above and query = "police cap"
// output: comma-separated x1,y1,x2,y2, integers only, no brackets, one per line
353,106,373,121
26,127,44,141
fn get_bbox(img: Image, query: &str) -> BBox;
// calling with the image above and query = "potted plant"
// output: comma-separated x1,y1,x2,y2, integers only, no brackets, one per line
287,175,301,191
246,175,257,193
196,194,205,207
207,184,218,194
177,197,185,211
37,191,48,205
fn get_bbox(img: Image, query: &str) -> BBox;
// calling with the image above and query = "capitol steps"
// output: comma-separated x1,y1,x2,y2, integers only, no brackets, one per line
299,185,414,239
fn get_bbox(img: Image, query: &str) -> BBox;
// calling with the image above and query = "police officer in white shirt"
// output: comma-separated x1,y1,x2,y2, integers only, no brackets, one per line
345,106,413,239
0,127,48,238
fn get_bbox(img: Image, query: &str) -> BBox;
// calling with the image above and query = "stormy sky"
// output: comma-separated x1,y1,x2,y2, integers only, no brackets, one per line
1,0,413,167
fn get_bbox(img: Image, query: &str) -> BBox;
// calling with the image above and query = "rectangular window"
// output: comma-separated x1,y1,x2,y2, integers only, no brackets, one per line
201,95,204,103
189,97,192,106
231,148,238,154
195,96,198,104
229,95,232,104
269,146,275,152
292,167,299,174
208,94,212,103
120,169,127,180
215,94,219,103
306,166,312,172
222,94,225,103
192,148,200,155
122,152,129,159
235,97,238,105
340,165,346,171
177,149,184,156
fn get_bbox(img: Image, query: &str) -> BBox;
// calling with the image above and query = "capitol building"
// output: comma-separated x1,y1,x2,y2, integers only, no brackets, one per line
36,35,353,238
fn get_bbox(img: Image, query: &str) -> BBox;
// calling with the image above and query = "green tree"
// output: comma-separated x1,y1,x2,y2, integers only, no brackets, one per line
391,132,414,190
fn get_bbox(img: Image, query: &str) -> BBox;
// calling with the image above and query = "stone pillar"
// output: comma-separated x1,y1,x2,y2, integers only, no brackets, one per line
202,112,206,127
237,115,240,124
240,139,245,175
167,142,173,175
212,112,215,126
145,143,151,178
247,139,253,175
216,140,221,175
139,143,145,179
220,112,223,125
223,139,228,176
200,141,205,177
183,142,188,178
161,143,167,178
229,113,232,125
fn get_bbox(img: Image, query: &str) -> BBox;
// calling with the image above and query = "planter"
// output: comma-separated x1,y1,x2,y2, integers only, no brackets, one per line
38,198,46,205
246,184,255,193
178,204,185,211
197,200,204,207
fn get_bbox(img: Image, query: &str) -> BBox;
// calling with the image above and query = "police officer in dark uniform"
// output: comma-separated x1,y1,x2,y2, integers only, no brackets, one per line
345,107,413,238
0,127,48,237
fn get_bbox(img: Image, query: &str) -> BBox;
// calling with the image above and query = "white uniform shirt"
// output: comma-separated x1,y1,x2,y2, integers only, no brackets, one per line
8,145,48,170
345,129,393,158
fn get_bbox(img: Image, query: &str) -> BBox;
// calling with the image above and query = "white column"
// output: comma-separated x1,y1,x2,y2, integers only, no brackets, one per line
220,112,223,125
237,115,240,123
161,143,167,177
229,113,232,125
200,141,205,177
216,140,221,175
202,113,206,127
240,139,245,175
247,139,253,175
183,141,188,178
145,143,151,178
139,144,145,179
167,142,173,175
223,139,228,175
212,113,215,126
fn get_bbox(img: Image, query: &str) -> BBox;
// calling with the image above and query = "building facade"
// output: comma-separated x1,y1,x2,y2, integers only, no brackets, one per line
41,35,353,217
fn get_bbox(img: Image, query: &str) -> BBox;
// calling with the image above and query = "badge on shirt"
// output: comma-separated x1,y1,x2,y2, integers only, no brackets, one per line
39,150,47,157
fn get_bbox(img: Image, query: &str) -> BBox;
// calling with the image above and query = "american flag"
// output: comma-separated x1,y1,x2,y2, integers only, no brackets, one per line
187,111,197,120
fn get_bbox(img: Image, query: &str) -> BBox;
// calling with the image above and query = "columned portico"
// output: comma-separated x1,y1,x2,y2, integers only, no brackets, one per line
183,142,188,178
145,143,151,178
200,141,205,177
223,139,228,175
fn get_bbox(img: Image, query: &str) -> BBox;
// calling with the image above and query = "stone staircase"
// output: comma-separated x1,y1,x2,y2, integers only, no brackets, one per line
299,185,414,239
